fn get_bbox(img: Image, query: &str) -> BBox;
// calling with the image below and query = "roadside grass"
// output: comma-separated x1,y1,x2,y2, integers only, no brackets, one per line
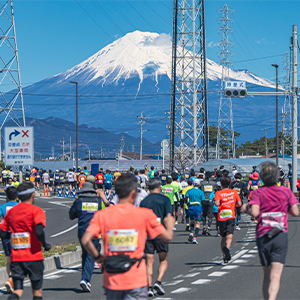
0,241,80,267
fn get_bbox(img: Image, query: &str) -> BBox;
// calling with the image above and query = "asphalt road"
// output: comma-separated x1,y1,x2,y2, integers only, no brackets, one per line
0,210,299,300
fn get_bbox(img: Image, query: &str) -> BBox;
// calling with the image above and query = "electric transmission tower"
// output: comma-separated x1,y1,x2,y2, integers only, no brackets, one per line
0,0,25,136
281,51,292,156
216,4,235,159
170,0,208,171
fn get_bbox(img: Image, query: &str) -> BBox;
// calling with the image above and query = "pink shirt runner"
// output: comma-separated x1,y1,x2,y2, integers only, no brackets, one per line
249,185,298,238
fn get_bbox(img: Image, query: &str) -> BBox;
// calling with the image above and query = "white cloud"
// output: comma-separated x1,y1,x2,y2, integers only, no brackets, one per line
207,41,217,48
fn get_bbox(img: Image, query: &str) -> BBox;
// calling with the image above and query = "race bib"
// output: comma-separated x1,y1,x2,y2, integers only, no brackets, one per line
10,232,30,249
164,187,173,194
204,185,213,192
262,212,285,230
82,202,98,213
157,218,161,224
185,174,189,178
233,188,241,193
219,209,233,219
251,186,258,190
6,206,13,214
108,229,138,252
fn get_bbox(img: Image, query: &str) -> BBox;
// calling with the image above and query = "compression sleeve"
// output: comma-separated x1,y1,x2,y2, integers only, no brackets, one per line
35,223,46,247
0,229,10,239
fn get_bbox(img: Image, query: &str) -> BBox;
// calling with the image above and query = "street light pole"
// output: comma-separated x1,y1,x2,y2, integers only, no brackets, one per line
70,81,78,170
271,64,279,166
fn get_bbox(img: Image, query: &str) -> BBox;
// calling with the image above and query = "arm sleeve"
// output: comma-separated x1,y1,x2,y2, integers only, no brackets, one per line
35,223,47,247
165,197,173,215
69,200,78,220
209,192,215,201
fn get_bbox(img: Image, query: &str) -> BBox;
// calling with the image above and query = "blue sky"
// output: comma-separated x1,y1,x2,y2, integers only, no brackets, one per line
13,0,298,88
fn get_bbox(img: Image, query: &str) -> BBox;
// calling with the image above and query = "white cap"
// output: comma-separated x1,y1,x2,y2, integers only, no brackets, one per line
185,167,189,170
194,179,200,186
56,170,59,172
116,168,119,171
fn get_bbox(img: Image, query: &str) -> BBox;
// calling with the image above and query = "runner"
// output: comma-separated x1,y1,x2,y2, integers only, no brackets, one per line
171,173,182,225
104,170,113,197
24,170,31,183
198,167,205,182
81,173,174,300
0,186,19,294
138,170,148,188
69,182,104,292
247,171,260,200
35,168,41,190
241,161,299,300
148,166,156,179
182,167,190,180
140,178,173,297
278,165,285,186
180,176,188,223
12,177,19,188
287,163,292,189
83,166,89,177
229,173,248,230
0,183,51,300
48,170,54,195
200,179,217,235
113,169,121,181
214,176,242,263
96,169,104,190
159,170,167,186
5,178,14,190
42,170,50,195
54,170,60,194
182,179,194,231
8,169,14,180
2,168,8,186
66,168,75,191
78,171,87,189
59,170,65,191
231,166,238,182
185,179,205,244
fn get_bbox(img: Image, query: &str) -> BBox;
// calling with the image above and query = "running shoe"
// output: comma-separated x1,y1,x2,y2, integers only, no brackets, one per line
216,233,220,237
181,219,185,223
175,221,178,225
172,227,177,230
148,287,155,297
185,225,190,231
188,233,194,242
80,279,91,292
153,282,165,295
235,225,241,230
202,228,207,235
206,229,212,236
5,279,13,294
222,246,231,261
94,262,102,269
192,237,198,244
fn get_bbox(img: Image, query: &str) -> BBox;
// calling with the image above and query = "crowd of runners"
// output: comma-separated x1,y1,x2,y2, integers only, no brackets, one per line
0,162,298,300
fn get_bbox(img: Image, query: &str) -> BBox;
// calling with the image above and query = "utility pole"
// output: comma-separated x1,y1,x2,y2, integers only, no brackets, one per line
100,147,104,159
265,128,268,158
119,135,125,157
51,146,54,159
137,112,148,160
70,136,71,161
271,64,279,166
292,25,298,192
88,149,90,160
70,81,78,169
281,108,285,158
61,138,65,160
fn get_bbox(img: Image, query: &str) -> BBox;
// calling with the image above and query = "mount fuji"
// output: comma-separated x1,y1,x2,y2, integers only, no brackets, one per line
20,30,280,152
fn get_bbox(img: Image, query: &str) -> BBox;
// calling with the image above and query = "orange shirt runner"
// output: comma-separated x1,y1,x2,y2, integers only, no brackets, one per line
86,202,165,290
78,174,87,189
0,202,46,262
214,188,241,221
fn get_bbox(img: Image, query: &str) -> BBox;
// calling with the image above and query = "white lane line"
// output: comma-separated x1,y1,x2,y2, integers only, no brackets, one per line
232,259,248,264
174,272,200,279
222,265,239,270
241,254,256,258
208,271,228,277
189,266,213,272
50,223,78,238
249,250,258,253
231,249,249,261
48,201,71,208
191,279,212,285
45,275,64,280
171,287,191,294
163,280,184,286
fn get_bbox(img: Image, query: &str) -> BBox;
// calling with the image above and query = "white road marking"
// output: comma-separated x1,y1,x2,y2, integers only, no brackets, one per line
174,272,200,279
249,250,258,253
48,201,71,208
241,254,256,258
163,280,184,286
171,287,191,294
191,279,212,285
62,269,79,273
232,259,248,264
231,249,249,261
208,271,228,277
45,275,64,280
222,265,239,270
50,223,78,238
189,266,213,272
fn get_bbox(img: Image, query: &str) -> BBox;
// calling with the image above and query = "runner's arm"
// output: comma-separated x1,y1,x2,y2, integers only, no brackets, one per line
0,229,10,239
69,201,78,220
35,223,51,250
157,213,174,243
96,189,110,206
289,203,299,217
81,231,104,263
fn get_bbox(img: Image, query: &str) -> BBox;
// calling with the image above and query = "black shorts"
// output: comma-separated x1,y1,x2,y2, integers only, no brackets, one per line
256,232,288,266
145,239,169,254
49,182,53,187
54,181,59,186
59,182,64,185
180,198,184,207
2,238,11,256
96,183,103,189
219,218,235,237
68,181,76,187
201,201,213,218
11,261,44,290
